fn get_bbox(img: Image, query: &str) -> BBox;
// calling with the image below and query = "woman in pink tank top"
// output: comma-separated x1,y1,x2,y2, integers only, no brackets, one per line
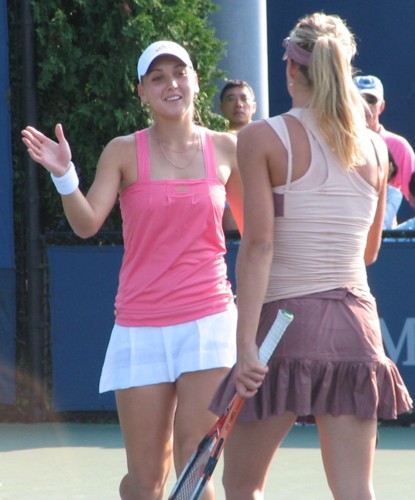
22,41,243,499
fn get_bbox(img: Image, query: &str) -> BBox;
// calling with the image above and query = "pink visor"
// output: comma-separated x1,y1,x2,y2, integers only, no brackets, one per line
282,37,311,67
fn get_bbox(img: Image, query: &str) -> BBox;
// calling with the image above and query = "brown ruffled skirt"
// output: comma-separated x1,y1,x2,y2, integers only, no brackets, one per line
210,288,413,421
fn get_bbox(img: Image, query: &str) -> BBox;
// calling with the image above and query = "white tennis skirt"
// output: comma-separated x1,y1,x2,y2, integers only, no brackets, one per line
99,303,237,393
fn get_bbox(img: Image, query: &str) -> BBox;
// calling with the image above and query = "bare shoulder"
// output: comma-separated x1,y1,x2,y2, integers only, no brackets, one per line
366,129,389,170
206,128,237,172
367,129,388,154
94,133,138,190
239,119,269,139
96,133,137,172
103,133,136,158
207,128,237,151
358,129,389,191
238,119,284,156
239,119,279,146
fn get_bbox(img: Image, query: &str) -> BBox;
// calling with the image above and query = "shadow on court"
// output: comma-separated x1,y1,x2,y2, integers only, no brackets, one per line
0,422,414,499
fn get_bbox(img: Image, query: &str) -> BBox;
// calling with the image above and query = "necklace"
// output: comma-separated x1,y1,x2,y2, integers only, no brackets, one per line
158,131,200,169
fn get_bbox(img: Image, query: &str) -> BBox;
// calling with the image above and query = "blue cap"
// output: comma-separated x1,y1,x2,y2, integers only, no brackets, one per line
354,75,384,101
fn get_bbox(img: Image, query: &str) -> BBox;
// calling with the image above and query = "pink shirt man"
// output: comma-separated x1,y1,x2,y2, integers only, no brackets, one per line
354,75,415,205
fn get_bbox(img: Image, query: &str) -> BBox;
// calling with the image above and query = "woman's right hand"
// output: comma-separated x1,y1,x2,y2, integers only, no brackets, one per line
233,343,269,398
21,123,72,177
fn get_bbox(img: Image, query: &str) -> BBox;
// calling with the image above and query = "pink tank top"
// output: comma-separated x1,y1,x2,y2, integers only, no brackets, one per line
114,128,233,326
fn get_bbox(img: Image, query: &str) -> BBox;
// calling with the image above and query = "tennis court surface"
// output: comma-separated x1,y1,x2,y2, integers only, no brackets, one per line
0,422,414,499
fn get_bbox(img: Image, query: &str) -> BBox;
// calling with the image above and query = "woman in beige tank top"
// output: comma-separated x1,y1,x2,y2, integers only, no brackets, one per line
211,12,412,500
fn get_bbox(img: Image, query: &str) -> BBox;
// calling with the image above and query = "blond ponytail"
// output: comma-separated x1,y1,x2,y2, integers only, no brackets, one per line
290,13,367,168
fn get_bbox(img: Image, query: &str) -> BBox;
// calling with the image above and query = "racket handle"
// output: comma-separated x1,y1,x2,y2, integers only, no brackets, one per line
258,309,293,365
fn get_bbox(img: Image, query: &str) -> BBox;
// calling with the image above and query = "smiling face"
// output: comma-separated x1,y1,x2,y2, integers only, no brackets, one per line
137,55,199,120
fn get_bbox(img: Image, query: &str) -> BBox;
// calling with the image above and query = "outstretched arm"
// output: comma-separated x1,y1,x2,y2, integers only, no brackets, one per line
21,124,121,238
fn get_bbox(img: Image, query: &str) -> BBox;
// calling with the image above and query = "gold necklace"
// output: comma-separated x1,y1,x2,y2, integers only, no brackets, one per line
158,131,200,169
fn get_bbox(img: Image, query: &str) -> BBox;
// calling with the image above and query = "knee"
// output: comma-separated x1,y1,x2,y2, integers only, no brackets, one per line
174,433,201,471
223,475,264,500
119,472,167,500
328,480,375,500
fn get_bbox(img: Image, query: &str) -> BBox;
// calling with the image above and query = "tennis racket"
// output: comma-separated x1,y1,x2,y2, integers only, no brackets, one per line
168,308,294,500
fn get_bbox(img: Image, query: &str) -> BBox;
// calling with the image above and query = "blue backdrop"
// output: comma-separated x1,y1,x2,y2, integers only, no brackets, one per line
0,0,16,404
46,242,237,411
267,2,415,144
48,241,415,414
47,246,122,411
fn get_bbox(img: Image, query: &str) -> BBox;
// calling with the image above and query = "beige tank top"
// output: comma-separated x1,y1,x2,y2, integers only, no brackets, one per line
264,108,379,302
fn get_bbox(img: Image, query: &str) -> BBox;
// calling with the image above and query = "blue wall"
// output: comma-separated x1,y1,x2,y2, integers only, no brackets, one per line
0,0,16,404
48,241,415,414
47,246,122,411
267,2,415,145
0,0,14,268
47,243,239,411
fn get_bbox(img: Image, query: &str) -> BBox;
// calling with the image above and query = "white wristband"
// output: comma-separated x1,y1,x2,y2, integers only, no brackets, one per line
50,162,79,195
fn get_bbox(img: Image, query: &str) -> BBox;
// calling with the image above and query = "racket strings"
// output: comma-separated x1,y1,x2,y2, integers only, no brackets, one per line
169,435,216,499
168,310,294,500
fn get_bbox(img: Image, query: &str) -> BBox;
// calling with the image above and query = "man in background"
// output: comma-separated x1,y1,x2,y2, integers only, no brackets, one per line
354,75,415,207
220,80,256,231
219,79,257,135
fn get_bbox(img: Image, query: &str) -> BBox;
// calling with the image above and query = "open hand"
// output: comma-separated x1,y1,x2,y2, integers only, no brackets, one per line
21,123,72,176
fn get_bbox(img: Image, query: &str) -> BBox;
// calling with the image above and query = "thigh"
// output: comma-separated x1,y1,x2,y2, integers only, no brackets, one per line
223,413,296,498
316,414,377,500
174,368,230,470
116,384,177,478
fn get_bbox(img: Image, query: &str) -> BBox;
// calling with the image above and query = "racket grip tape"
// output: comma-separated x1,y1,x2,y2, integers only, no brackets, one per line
258,309,294,365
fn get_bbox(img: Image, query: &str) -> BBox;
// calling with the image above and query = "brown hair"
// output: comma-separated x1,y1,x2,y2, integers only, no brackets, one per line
220,79,255,102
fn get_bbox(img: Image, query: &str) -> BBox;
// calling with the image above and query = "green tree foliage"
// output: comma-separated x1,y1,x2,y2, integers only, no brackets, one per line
17,0,228,231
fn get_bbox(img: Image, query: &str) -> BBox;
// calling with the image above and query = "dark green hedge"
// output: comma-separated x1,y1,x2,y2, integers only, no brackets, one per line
10,0,228,232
